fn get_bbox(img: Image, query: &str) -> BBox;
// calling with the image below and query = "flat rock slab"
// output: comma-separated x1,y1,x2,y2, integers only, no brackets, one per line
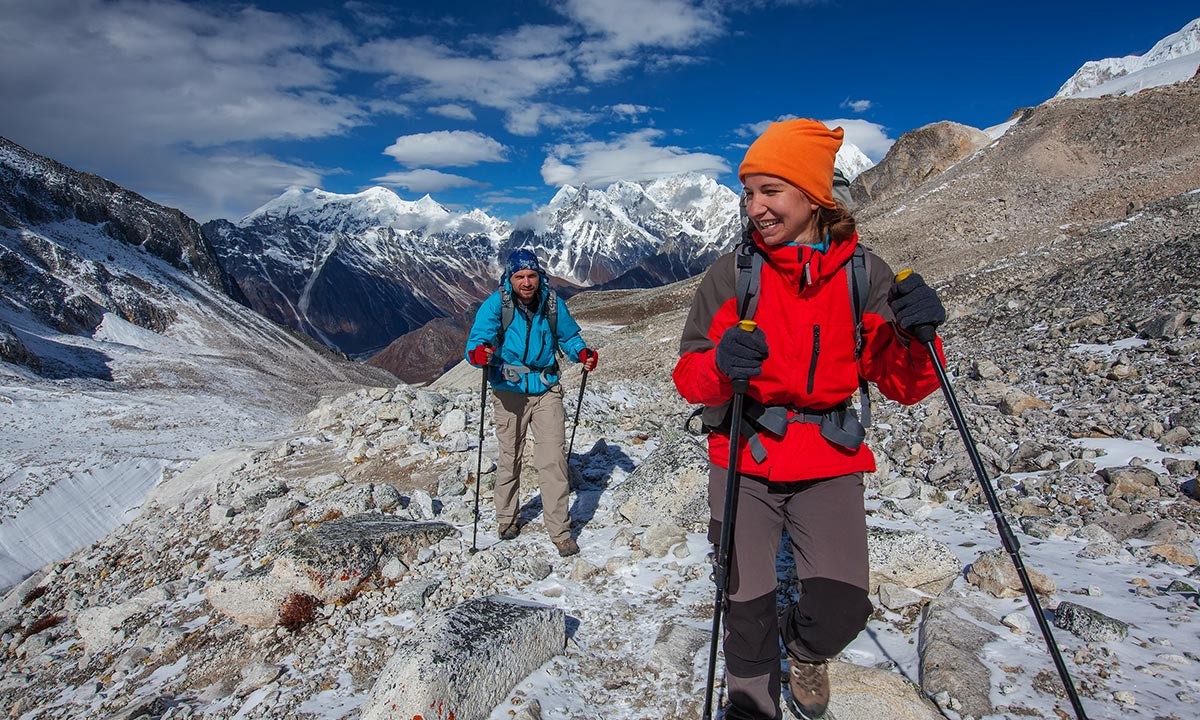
362,595,564,720
207,514,456,627
273,515,456,603
867,528,961,596
827,662,943,720
918,597,1000,719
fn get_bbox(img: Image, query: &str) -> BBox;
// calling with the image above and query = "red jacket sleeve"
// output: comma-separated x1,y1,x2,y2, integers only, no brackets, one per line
856,253,944,405
673,254,736,406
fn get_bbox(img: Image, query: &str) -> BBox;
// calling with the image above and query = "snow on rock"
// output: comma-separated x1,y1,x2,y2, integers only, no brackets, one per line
612,434,709,531
866,528,961,596
361,595,564,720
917,598,1002,719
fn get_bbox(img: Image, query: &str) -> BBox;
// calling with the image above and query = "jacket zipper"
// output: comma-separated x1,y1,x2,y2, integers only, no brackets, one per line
807,326,821,394
521,312,533,392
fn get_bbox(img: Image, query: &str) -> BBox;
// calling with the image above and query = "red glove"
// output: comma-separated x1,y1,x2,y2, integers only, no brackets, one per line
579,348,598,371
468,343,493,367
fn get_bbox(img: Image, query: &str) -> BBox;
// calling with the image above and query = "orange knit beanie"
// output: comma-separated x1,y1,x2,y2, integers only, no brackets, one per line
738,119,844,209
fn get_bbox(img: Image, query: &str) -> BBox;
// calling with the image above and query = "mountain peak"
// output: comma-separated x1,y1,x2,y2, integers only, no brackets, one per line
1054,16,1200,99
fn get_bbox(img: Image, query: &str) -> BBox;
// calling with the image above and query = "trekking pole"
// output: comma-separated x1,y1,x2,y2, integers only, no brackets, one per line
897,270,1089,720
702,319,756,720
470,363,488,554
566,368,589,462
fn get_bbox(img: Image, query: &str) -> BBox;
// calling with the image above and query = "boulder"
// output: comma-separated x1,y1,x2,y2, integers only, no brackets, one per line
828,661,944,720
918,598,1000,719
613,435,710,531
966,547,1056,598
867,528,961,596
648,619,709,673
1053,601,1129,642
362,596,564,720
207,514,456,627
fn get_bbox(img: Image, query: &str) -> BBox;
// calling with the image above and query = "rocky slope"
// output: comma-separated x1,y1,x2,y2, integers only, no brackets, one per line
852,77,1200,287
4,54,1200,720
3,179,1197,717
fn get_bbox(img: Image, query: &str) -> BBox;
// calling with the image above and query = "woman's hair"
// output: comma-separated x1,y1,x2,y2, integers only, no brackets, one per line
817,201,856,244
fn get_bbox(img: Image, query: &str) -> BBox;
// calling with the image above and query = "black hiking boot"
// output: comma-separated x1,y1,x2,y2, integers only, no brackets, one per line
499,522,520,540
786,659,830,719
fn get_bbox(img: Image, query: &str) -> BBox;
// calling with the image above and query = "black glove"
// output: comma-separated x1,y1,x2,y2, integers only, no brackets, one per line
888,272,945,340
715,324,768,381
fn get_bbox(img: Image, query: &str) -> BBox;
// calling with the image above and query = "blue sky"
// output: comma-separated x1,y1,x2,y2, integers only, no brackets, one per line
1,0,1196,223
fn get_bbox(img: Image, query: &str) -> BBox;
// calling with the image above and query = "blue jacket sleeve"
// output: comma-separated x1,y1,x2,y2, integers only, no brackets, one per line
465,292,503,364
555,299,588,361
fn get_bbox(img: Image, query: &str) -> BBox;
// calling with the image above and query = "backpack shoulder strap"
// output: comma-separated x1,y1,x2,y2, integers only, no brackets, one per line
545,288,558,338
497,287,514,346
735,241,763,321
846,245,872,427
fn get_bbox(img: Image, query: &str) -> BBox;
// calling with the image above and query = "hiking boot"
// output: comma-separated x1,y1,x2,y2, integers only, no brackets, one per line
786,659,830,719
554,537,579,557
499,522,520,540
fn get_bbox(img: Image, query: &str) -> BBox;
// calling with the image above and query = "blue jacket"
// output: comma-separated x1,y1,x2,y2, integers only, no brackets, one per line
465,277,587,395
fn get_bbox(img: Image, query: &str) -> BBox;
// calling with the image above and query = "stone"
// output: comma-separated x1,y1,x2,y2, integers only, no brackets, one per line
1053,601,1129,642
613,435,710,531
999,390,1049,416
966,547,1056,598
918,598,1000,719
827,661,944,720
867,528,961,596
647,619,709,673
270,516,456,604
1100,466,1162,499
438,408,467,436
361,596,564,720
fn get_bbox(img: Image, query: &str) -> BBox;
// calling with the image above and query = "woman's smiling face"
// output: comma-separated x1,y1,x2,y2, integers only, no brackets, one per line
742,173,820,246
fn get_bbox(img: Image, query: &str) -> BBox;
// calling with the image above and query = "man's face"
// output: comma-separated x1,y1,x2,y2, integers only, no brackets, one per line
510,268,539,303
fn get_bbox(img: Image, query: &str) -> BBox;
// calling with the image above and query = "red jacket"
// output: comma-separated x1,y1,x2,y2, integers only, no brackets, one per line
673,232,943,481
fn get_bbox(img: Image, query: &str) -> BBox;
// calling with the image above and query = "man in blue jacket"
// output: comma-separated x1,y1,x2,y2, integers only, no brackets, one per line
466,249,598,557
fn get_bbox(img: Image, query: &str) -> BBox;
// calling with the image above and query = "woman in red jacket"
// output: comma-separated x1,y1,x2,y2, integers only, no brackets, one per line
674,119,946,720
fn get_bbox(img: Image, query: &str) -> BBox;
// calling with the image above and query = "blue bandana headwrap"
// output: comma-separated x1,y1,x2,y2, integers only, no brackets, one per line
505,249,542,278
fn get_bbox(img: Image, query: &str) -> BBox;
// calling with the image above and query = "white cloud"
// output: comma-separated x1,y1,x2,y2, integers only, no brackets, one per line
373,168,482,193
0,0,375,221
541,129,729,187
383,131,508,168
0,0,366,148
734,116,896,161
561,0,723,51
841,98,873,112
560,0,725,82
127,148,325,223
338,35,574,114
505,104,596,137
611,103,654,120
429,104,477,121
820,118,895,160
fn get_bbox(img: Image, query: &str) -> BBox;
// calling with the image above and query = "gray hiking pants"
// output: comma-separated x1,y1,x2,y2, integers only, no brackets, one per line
492,386,571,543
708,467,874,720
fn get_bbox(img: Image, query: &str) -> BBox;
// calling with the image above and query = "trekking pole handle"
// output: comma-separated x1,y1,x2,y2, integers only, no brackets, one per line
895,269,938,344
731,320,757,393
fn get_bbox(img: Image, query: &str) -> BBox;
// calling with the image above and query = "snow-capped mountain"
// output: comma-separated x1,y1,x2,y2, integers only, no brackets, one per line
836,142,875,181
0,135,392,587
204,187,509,358
1054,17,1200,99
507,172,741,290
206,174,741,365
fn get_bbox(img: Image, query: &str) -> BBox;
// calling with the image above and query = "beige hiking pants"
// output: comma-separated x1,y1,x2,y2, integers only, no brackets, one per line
491,386,571,543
